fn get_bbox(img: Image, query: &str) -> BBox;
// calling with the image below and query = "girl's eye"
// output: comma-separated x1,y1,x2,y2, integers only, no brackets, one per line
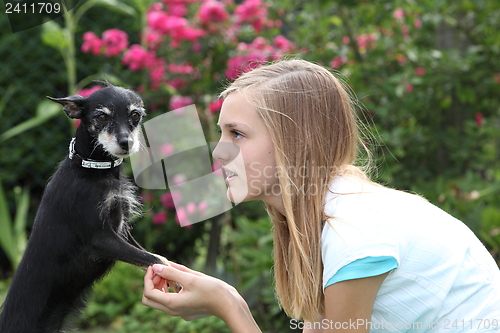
231,130,243,139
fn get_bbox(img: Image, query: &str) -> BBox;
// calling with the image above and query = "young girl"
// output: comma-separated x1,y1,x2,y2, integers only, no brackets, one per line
142,59,500,332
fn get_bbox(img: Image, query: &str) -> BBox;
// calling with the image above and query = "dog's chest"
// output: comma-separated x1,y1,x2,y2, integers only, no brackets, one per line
99,180,140,235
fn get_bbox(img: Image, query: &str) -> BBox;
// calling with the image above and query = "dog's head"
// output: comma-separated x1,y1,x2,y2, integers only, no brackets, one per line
48,83,146,158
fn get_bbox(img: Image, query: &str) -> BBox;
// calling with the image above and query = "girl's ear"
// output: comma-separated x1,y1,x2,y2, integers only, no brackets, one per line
46,95,87,119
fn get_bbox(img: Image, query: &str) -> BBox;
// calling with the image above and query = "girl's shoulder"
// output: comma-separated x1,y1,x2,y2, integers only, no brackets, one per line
324,174,422,214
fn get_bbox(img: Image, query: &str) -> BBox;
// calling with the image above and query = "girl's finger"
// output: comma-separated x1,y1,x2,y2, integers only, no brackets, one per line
168,262,204,276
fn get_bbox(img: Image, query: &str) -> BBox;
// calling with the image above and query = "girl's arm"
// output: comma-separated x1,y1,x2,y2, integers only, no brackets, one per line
321,272,389,333
142,263,261,333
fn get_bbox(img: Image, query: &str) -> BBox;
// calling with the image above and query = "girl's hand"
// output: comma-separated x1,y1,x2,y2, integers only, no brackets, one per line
142,263,261,332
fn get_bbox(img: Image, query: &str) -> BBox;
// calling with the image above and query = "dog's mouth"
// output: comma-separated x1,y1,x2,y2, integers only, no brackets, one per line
107,144,139,159
98,131,140,159
111,151,131,158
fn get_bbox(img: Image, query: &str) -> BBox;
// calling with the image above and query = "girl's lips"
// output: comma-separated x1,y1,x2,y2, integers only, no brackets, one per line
223,168,238,183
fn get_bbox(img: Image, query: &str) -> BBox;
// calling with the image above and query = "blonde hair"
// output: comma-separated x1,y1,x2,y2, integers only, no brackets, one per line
221,59,370,322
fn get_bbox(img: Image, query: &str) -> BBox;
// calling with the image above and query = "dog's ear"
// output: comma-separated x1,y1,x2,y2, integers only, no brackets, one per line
46,95,86,119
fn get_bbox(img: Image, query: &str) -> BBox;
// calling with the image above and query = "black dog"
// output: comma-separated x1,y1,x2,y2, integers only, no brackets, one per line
0,83,177,333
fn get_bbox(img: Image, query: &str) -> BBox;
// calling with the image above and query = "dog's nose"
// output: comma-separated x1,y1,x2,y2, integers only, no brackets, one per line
118,136,133,151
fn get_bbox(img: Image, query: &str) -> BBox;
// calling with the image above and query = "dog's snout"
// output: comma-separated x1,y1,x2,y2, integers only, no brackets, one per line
118,135,133,151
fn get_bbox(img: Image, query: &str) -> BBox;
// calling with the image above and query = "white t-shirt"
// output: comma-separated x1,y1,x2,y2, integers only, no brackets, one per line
322,175,500,332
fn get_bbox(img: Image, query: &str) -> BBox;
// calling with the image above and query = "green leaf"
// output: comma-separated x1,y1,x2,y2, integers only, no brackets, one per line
41,20,68,52
13,186,29,266
0,181,15,265
89,0,136,16
0,100,61,143
329,15,343,27
0,85,15,118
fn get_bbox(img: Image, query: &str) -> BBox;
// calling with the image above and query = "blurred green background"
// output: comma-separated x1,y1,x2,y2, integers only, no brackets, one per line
1,0,499,331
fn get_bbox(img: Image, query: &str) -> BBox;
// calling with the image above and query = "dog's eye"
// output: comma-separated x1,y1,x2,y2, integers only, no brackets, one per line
130,112,141,122
97,114,108,122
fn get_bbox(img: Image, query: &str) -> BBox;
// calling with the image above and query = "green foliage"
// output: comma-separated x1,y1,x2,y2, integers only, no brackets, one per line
0,100,61,144
0,181,29,268
81,261,230,332
222,213,293,332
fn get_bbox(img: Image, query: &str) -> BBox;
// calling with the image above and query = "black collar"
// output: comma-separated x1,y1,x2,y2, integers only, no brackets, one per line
68,138,123,169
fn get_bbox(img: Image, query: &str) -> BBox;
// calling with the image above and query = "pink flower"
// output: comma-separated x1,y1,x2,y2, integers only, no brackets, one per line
147,10,171,34
186,202,197,215
273,35,296,53
163,16,189,36
175,206,191,226
140,191,154,204
149,2,163,12
160,143,174,157
198,201,208,216
153,211,167,225
81,32,103,55
414,19,422,29
102,29,128,57
145,30,163,49
76,85,102,97
170,95,194,112
401,24,409,36
415,67,426,76
212,160,223,176
225,53,267,80
405,84,414,93
357,33,376,50
342,36,350,45
330,56,347,69
148,58,166,90
122,44,155,71
209,99,223,114
234,0,267,32
172,26,205,42
168,63,195,74
198,0,229,23
475,112,483,127
161,191,182,209
193,41,202,52
166,2,187,17
172,173,187,185
251,36,268,50
393,8,404,20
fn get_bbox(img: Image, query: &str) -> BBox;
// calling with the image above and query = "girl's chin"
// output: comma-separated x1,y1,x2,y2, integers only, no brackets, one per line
226,188,249,204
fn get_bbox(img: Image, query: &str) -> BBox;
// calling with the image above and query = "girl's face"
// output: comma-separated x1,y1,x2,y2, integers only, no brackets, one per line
214,92,281,207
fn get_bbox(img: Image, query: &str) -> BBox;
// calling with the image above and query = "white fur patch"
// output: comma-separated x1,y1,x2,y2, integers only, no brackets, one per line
128,104,145,113
129,127,141,155
96,107,112,115
99,182,142,237
97,122,142,158
98,131,122,157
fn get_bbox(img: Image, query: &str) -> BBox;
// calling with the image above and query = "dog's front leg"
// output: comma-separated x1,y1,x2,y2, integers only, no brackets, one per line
123,227,148,251
91,231,182,292
91,230,169,268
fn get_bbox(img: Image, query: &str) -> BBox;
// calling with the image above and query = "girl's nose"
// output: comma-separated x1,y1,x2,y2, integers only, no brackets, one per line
212,141,240,165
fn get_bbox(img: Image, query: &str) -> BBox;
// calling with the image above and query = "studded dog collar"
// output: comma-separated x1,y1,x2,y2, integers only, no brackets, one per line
68,138,123,169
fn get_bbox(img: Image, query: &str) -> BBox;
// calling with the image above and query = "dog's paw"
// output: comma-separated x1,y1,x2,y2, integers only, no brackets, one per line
150,254,182,292
153,254,171,266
